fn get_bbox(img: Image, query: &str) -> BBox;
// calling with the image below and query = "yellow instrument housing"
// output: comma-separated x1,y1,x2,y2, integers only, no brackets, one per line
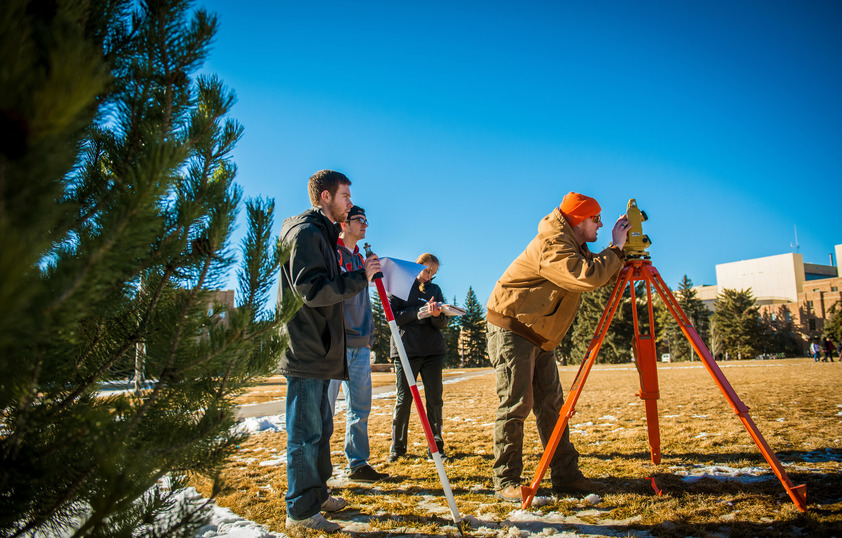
623,198,651,258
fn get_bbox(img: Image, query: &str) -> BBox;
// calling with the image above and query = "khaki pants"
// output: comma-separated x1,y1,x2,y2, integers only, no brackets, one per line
487,322,582,490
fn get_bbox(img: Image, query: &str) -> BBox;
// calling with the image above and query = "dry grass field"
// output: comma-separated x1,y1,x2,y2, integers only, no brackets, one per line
190,358,842,537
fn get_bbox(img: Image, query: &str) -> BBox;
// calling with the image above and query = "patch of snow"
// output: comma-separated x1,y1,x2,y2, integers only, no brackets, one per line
177,488,282,538
677,464,772,484
258,457,285,467
584,494,602,505
237,415,285,433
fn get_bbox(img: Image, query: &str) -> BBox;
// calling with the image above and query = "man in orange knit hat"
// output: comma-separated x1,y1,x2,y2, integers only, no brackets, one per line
486,192,630,502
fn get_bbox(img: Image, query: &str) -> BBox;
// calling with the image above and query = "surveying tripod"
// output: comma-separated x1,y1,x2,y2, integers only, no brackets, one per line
519,204,807,513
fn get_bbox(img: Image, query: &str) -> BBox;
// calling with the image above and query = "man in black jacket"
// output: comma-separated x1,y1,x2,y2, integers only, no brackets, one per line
278,170,380,534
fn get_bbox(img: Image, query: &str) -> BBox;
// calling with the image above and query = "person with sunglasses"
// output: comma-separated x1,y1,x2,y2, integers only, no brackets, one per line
485,192,630,503
386,253,450,463
327,206,390,484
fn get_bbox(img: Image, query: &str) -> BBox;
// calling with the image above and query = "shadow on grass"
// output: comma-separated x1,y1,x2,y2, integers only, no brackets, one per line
581,447,842,462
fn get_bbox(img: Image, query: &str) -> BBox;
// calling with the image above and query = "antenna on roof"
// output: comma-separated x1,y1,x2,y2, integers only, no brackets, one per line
790,225,799,253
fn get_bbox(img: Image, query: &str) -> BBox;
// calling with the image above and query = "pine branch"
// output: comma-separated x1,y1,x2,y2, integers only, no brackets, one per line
10,462,97,538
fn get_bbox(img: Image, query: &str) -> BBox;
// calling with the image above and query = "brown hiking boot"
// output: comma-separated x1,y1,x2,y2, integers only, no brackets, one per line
495,485,523,503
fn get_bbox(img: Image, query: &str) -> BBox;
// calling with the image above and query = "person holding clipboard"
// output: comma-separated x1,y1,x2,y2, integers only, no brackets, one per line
386,253,451,463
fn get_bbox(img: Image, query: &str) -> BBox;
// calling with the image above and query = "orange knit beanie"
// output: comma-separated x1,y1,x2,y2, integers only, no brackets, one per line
559,192,601,227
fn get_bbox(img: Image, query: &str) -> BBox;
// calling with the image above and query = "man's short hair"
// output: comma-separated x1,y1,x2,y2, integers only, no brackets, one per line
308,170,351,206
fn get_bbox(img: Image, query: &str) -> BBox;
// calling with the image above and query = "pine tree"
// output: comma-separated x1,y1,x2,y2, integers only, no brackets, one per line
0,1,299,534
460,286,489,367
823,304,842,347
711,288,763,359
677,275,710,360
760,305,800,356
567,284,637,364
653,292,683,361
442,295,462,367
370,288,390,364
554,314,578,365
654,275,710,362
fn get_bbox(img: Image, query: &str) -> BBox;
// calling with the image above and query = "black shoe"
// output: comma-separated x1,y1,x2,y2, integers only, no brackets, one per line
386,452,403,463
348,464,389,483
426,450,450,462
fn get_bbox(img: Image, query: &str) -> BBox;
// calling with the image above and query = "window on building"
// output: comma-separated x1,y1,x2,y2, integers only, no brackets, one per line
807,300,814,309
785,311,792,322
833,287,839,292
770,313,777,321
809,319,816,331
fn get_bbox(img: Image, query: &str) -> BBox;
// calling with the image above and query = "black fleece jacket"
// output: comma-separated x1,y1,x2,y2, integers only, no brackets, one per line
388,280,447,359
277,207,368,379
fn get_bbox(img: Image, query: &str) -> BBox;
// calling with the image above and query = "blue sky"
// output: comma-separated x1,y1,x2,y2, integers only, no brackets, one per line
199,0,841,307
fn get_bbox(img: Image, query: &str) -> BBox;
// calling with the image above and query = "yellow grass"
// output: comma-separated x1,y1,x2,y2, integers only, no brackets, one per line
191,358,842,536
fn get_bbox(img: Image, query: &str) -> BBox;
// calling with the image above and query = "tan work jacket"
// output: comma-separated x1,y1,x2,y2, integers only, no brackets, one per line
486,208,624,351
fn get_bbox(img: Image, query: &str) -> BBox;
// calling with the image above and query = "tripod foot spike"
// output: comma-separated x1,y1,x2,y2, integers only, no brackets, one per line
790,484,807,512
520,485,536,509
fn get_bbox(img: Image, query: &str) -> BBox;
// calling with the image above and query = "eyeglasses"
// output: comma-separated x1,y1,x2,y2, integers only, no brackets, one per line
349,217,368,226
590,215,601,223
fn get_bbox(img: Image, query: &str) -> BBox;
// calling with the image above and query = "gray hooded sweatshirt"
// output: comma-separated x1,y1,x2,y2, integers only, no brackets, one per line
337,238,375,348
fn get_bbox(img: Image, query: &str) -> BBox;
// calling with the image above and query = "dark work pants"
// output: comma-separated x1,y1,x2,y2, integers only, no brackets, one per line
487,322,582,491
390,354,445,455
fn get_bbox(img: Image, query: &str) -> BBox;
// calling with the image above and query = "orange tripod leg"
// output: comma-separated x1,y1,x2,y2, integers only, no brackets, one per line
520,266,631,508
629,273,661,464
643,263,807,512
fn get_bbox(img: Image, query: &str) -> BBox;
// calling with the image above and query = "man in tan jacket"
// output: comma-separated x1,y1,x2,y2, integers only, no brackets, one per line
486,192,630,502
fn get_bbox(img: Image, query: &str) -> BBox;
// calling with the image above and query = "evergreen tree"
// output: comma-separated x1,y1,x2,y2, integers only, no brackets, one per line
443,295,462,367
677,275,711,360
0,1,299,534
760,305,800,356
711,288,763,359
709,318,724,360
653,291,683,361
460,286,489,367
554,318,577,365
823,304,842,347
370,288,390,364
654,275,710,362
566,283,638,364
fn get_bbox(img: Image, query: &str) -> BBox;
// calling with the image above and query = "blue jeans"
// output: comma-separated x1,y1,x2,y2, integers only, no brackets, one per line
328,347,372,471
284,376,333,520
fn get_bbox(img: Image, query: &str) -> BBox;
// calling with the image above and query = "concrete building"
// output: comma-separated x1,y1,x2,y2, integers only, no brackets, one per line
692,245,842,354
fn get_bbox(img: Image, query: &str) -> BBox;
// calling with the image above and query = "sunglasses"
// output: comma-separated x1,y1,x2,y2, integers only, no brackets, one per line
590,215,601,223
349,217,368,226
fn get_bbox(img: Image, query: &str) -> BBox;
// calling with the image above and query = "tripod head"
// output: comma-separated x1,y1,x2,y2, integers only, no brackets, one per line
623,199,651,259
